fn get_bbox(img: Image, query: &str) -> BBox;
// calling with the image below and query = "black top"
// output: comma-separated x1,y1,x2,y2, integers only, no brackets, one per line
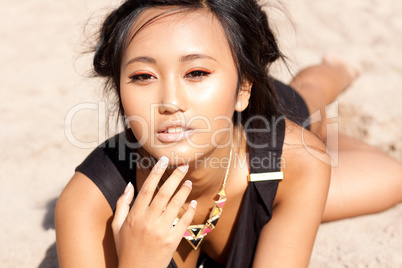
76,81,309,267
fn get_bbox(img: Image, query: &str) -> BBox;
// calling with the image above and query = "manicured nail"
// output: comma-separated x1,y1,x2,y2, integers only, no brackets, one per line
183,180,192,188
189,200,197,209
151,156,169,173
177,164,189,173
124,182,133,200
124,182,132,194
159,156,169,169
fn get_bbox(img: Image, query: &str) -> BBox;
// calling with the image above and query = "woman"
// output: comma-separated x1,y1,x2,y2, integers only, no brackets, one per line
55,0,402,267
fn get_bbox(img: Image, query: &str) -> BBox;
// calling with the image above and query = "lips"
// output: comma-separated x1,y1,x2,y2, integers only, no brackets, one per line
156,122,195,143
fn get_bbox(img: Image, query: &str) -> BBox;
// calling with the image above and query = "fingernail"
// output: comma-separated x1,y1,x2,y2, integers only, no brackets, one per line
189,200,197,209
158,156,169,169
177,164,189,173
183,180,192,188
151,156,169,174
124,182,132,194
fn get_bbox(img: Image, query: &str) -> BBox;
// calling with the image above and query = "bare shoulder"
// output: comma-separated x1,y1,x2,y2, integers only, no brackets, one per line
282,119,329,167
277,119,330,196
252,119,331,267
55,172,118,268
275,119,331,204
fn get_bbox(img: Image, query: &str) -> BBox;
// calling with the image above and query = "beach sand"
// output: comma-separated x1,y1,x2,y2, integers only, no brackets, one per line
0,0,401,267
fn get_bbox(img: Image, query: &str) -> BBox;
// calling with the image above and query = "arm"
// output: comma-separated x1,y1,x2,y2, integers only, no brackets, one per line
55,172,118,268
253,121,331,267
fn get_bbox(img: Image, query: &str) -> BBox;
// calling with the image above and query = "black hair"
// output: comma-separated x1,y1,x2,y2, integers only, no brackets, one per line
93,0,284,128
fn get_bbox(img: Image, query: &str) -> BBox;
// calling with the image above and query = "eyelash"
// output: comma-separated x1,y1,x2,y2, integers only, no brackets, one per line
128,68,214,83
129,72,155,82
184,68,215,79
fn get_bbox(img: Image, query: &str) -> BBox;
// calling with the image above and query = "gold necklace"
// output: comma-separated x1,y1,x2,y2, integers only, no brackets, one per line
172,146,233,250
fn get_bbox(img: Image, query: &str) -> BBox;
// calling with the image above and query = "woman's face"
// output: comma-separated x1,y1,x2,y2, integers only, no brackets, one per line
120,8,249,165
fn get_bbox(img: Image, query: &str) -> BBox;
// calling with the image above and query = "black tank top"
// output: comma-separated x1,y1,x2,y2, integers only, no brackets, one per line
76,81,308,267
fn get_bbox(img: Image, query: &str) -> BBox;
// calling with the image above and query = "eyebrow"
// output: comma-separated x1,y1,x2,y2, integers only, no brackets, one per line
125,54,216,67
125,56,156,67
179,54,217,63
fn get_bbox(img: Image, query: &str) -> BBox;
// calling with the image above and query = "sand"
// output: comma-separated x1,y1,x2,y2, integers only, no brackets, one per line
0,0,401,267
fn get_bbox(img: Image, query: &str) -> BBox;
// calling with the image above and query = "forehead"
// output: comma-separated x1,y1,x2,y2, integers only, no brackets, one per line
124,7,233,62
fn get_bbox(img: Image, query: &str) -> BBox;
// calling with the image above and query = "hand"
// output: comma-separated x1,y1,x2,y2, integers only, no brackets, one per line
112,156,197,268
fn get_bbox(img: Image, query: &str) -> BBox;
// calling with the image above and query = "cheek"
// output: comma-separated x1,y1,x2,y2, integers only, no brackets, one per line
189,75,238,119
121,85,157,118
121,88,143,114
121,88,153,142
186,77,238,145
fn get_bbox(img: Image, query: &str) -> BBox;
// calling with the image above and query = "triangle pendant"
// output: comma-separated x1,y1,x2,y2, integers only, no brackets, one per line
190,227,202,236
185,236,205,250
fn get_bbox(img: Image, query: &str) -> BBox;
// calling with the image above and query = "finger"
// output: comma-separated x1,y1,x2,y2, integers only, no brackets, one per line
149,164,189,213
162,180,192,221
112,182,134,247
172,200,197,236
131,156,169,211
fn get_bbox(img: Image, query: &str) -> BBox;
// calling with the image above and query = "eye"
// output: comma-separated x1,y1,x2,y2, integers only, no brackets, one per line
129,72,156,83
184,68,214,80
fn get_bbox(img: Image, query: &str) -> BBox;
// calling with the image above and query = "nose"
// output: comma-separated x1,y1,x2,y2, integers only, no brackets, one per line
158,77,187,114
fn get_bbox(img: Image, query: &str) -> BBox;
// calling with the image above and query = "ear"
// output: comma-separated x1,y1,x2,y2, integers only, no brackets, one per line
235,79,252,112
